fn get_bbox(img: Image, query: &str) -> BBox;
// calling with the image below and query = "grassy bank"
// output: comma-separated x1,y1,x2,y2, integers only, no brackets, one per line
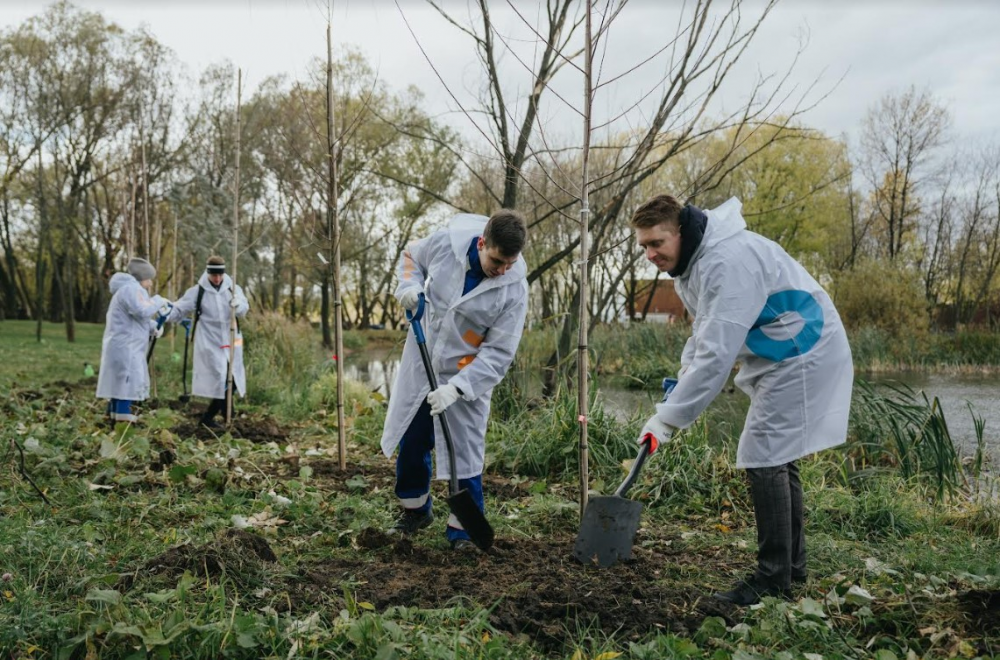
0,318,998,658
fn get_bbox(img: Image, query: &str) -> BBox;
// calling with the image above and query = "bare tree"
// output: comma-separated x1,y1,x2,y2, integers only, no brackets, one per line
954,145,1000,327
859,86,949,261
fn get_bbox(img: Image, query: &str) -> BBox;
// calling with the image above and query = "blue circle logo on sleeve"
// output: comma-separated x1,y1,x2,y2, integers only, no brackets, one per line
746,290,824,362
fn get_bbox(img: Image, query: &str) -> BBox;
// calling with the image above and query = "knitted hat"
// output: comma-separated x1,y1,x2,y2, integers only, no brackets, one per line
206,255,226,274
128,257,156,282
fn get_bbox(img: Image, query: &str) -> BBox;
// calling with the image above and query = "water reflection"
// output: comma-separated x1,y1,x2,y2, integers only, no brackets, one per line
343,347,399,397
598,371,998,462
866,371,999,460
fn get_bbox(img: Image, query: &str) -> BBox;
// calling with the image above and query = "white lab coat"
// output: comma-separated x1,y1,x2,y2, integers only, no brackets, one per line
380,214,529,480
169,273,250,399
655,198,854,468
96,273,169,401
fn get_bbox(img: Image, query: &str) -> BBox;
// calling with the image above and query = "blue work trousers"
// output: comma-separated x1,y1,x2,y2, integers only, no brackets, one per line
395,400,484,543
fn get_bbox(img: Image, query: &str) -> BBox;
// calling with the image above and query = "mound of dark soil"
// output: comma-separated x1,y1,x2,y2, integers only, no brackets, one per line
119,529,278,591
289,534,738,651
959,589,1000,634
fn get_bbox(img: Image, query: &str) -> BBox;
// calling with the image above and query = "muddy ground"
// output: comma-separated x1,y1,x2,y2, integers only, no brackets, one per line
291,531,739,651
14,381,997,654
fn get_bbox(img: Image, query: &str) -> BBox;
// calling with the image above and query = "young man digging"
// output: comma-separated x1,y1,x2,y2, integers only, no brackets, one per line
630,195,853,605
380,210,528,552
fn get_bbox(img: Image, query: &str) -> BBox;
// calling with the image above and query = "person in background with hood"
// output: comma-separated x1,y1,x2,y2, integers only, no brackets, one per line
631,195,853,606
96,257,172,423
381,210,529,552
168,256,250,429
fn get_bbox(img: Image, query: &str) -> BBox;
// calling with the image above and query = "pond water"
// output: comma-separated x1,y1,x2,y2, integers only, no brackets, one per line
343,348,998,462
598,371,999,462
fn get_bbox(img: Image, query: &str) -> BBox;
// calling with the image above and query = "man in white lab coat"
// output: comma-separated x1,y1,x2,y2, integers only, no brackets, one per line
169,256,250,428
631,195,853,605
381,210,529,551
96,258,172,422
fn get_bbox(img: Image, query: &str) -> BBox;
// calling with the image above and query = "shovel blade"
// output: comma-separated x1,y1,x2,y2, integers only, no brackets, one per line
572,495,643,568
448,488,494,551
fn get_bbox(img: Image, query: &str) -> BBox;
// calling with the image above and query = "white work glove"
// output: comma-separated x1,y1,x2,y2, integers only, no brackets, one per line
639,414,675,454
230,297,240,309
158,302,173,316
153,325,164,339
427,383,461,416
398,288,422,311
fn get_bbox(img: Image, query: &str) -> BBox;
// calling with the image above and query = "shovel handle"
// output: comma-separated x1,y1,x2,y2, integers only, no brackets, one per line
612,376,677,495
615,436,653,498
406,294,459,496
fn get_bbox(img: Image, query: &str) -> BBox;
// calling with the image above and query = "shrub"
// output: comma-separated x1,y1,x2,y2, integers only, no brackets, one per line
833,260,929,340
241,311,325,415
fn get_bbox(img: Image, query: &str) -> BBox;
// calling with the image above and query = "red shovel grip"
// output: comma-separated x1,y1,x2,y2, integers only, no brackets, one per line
642,432,658,455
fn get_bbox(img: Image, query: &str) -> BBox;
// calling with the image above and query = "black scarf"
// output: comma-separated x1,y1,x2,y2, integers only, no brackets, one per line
669,204,708,278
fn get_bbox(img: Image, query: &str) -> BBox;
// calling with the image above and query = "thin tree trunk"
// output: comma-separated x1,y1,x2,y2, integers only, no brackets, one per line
35,144,48,341
226,70,242,427
327,16,347,469
577,1,593,519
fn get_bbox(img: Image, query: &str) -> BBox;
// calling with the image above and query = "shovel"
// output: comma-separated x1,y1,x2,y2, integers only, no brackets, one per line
406,293,495,552
573,377,677,568
179,319,192,403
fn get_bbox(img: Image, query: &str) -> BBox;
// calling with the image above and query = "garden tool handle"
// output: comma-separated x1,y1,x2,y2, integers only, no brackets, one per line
404,291,426,325
181,319,191,397
614,437,652,498
146,314,168,363
406,294,460,496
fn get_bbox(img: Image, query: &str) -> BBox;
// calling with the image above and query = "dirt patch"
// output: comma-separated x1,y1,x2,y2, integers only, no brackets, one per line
172,415,290,443
288,533,739,652
959,589,1000,635
120,529,278,591
297,458,397,492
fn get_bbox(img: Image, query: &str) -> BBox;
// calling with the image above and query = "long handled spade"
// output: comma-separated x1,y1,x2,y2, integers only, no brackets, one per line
179,320,192,403
573,377,677,568
407,294,495,552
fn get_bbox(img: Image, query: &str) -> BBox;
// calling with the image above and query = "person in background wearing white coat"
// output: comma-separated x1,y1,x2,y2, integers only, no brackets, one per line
631,195,853,606
168,256,250,429
96,258,172,423
381,210,529,552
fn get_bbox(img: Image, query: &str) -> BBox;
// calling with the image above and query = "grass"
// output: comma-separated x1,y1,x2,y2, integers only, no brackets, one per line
0,320,105,391
0,318,999,659
851,325,1000,373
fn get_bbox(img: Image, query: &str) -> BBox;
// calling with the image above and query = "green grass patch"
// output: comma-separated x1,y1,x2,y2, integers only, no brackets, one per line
1,317,998,658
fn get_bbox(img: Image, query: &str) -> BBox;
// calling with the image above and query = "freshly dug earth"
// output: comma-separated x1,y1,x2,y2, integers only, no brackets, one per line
290,530,739,651
172,415,289,443
119,528,279,592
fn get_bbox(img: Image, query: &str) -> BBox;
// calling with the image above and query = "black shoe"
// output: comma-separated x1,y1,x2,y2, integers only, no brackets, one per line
390,508,433,535
200,418,223,430
713,575,791,606
792,572,808,586
451,538,476,552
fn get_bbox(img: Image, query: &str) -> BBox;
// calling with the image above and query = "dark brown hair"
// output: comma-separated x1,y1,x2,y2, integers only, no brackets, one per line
484,209,527,257
631,195,684,229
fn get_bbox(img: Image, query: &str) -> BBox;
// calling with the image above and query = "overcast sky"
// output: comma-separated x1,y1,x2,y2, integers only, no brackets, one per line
1,0,998,151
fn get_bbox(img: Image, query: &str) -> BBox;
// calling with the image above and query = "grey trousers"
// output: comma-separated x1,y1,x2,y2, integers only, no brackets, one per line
747,461,806,590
